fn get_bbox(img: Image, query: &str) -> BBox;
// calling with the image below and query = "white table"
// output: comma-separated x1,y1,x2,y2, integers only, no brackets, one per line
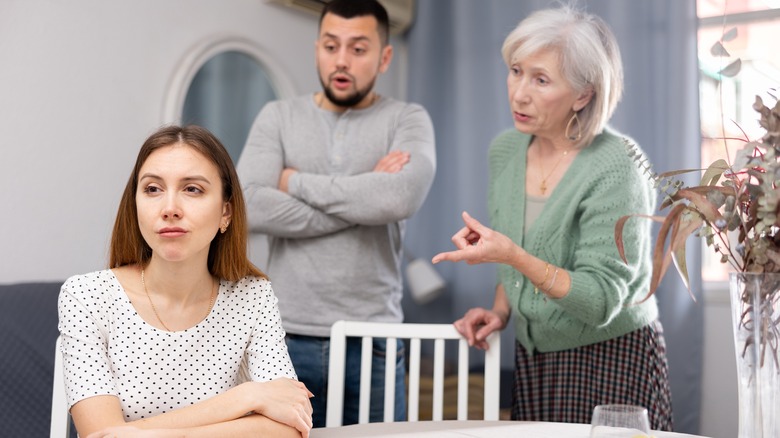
311,420,711,438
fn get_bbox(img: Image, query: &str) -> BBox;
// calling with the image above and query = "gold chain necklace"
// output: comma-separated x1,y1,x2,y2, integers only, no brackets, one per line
140,268,216,332
538,149,570,196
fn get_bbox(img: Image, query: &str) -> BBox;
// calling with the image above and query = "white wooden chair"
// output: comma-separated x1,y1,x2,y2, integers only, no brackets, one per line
50,336,71,438
325,320,500,427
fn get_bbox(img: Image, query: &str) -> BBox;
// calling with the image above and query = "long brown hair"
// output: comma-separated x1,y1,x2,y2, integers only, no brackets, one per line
109,125,265,281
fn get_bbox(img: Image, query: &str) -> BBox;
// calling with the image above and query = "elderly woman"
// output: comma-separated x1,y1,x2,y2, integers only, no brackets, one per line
432,6,673,430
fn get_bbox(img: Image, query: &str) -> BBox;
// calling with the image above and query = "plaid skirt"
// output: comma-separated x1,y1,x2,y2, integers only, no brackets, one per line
511,320,673,431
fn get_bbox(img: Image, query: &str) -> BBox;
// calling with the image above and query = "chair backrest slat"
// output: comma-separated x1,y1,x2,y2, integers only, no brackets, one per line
484,335,501,420
457,338,469,420
432,338,445,421
358,336,372,424
407,338,421,422
326,324,348,427
383,337,397,422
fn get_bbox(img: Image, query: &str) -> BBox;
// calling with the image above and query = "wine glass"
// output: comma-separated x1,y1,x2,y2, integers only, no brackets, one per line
590,404,652,438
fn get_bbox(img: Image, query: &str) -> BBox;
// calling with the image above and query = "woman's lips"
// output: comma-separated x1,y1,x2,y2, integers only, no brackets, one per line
158,227,187,237
514,112,531,122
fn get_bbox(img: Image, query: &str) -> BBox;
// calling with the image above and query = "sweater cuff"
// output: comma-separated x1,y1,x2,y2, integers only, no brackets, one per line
553,272,603,319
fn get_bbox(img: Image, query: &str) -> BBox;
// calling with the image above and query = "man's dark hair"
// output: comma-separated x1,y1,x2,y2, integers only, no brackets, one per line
319,0,390,46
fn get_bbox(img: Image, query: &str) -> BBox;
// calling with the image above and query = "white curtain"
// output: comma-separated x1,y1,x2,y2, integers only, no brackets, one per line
401,0,702,433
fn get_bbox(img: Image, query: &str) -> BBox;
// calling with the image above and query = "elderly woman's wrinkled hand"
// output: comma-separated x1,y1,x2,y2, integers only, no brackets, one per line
453,306,507,350
432,211,523,266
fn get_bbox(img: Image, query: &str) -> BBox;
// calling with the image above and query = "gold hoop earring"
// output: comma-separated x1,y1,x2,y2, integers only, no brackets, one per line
565,112,582,142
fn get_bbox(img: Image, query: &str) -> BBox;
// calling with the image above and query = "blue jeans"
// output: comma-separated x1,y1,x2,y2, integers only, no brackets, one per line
285,333,406,428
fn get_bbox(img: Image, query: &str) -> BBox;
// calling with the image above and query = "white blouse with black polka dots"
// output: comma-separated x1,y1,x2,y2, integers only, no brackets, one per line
57,269,296,421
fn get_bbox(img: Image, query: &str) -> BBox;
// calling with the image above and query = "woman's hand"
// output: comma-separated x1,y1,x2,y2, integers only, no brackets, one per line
453,307,507,350
432,211,523,266
247,378,314,437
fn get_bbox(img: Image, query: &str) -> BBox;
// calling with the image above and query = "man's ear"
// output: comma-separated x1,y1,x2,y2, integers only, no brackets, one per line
378,44,393,74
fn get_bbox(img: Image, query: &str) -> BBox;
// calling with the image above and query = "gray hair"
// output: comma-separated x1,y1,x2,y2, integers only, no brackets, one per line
501,6,623,147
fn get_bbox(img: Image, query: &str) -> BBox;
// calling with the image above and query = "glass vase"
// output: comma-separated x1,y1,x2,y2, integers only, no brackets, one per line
729,272,780,438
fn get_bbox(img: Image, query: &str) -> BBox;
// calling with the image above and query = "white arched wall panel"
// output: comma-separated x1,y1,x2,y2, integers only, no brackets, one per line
162,35,298,124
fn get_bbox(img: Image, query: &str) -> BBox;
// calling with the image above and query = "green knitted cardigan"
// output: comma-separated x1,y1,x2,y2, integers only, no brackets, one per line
488,128,659,353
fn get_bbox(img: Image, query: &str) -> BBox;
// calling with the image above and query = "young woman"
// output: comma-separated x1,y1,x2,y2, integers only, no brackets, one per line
58,125,313,438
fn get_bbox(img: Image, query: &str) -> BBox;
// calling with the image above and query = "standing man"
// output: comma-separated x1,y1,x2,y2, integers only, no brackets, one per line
236,0,436,427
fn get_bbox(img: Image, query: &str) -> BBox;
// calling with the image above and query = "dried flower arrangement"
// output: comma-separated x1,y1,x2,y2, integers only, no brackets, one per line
614,27,780,370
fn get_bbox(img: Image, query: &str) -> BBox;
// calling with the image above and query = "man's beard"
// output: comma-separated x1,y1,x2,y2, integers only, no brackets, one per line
320,74,377,108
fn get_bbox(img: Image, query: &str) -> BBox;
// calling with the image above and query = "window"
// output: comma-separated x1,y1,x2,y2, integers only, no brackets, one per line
697,0,780,281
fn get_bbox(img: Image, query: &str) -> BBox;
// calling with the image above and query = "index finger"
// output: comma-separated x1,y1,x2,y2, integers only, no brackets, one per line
431,248,471,264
